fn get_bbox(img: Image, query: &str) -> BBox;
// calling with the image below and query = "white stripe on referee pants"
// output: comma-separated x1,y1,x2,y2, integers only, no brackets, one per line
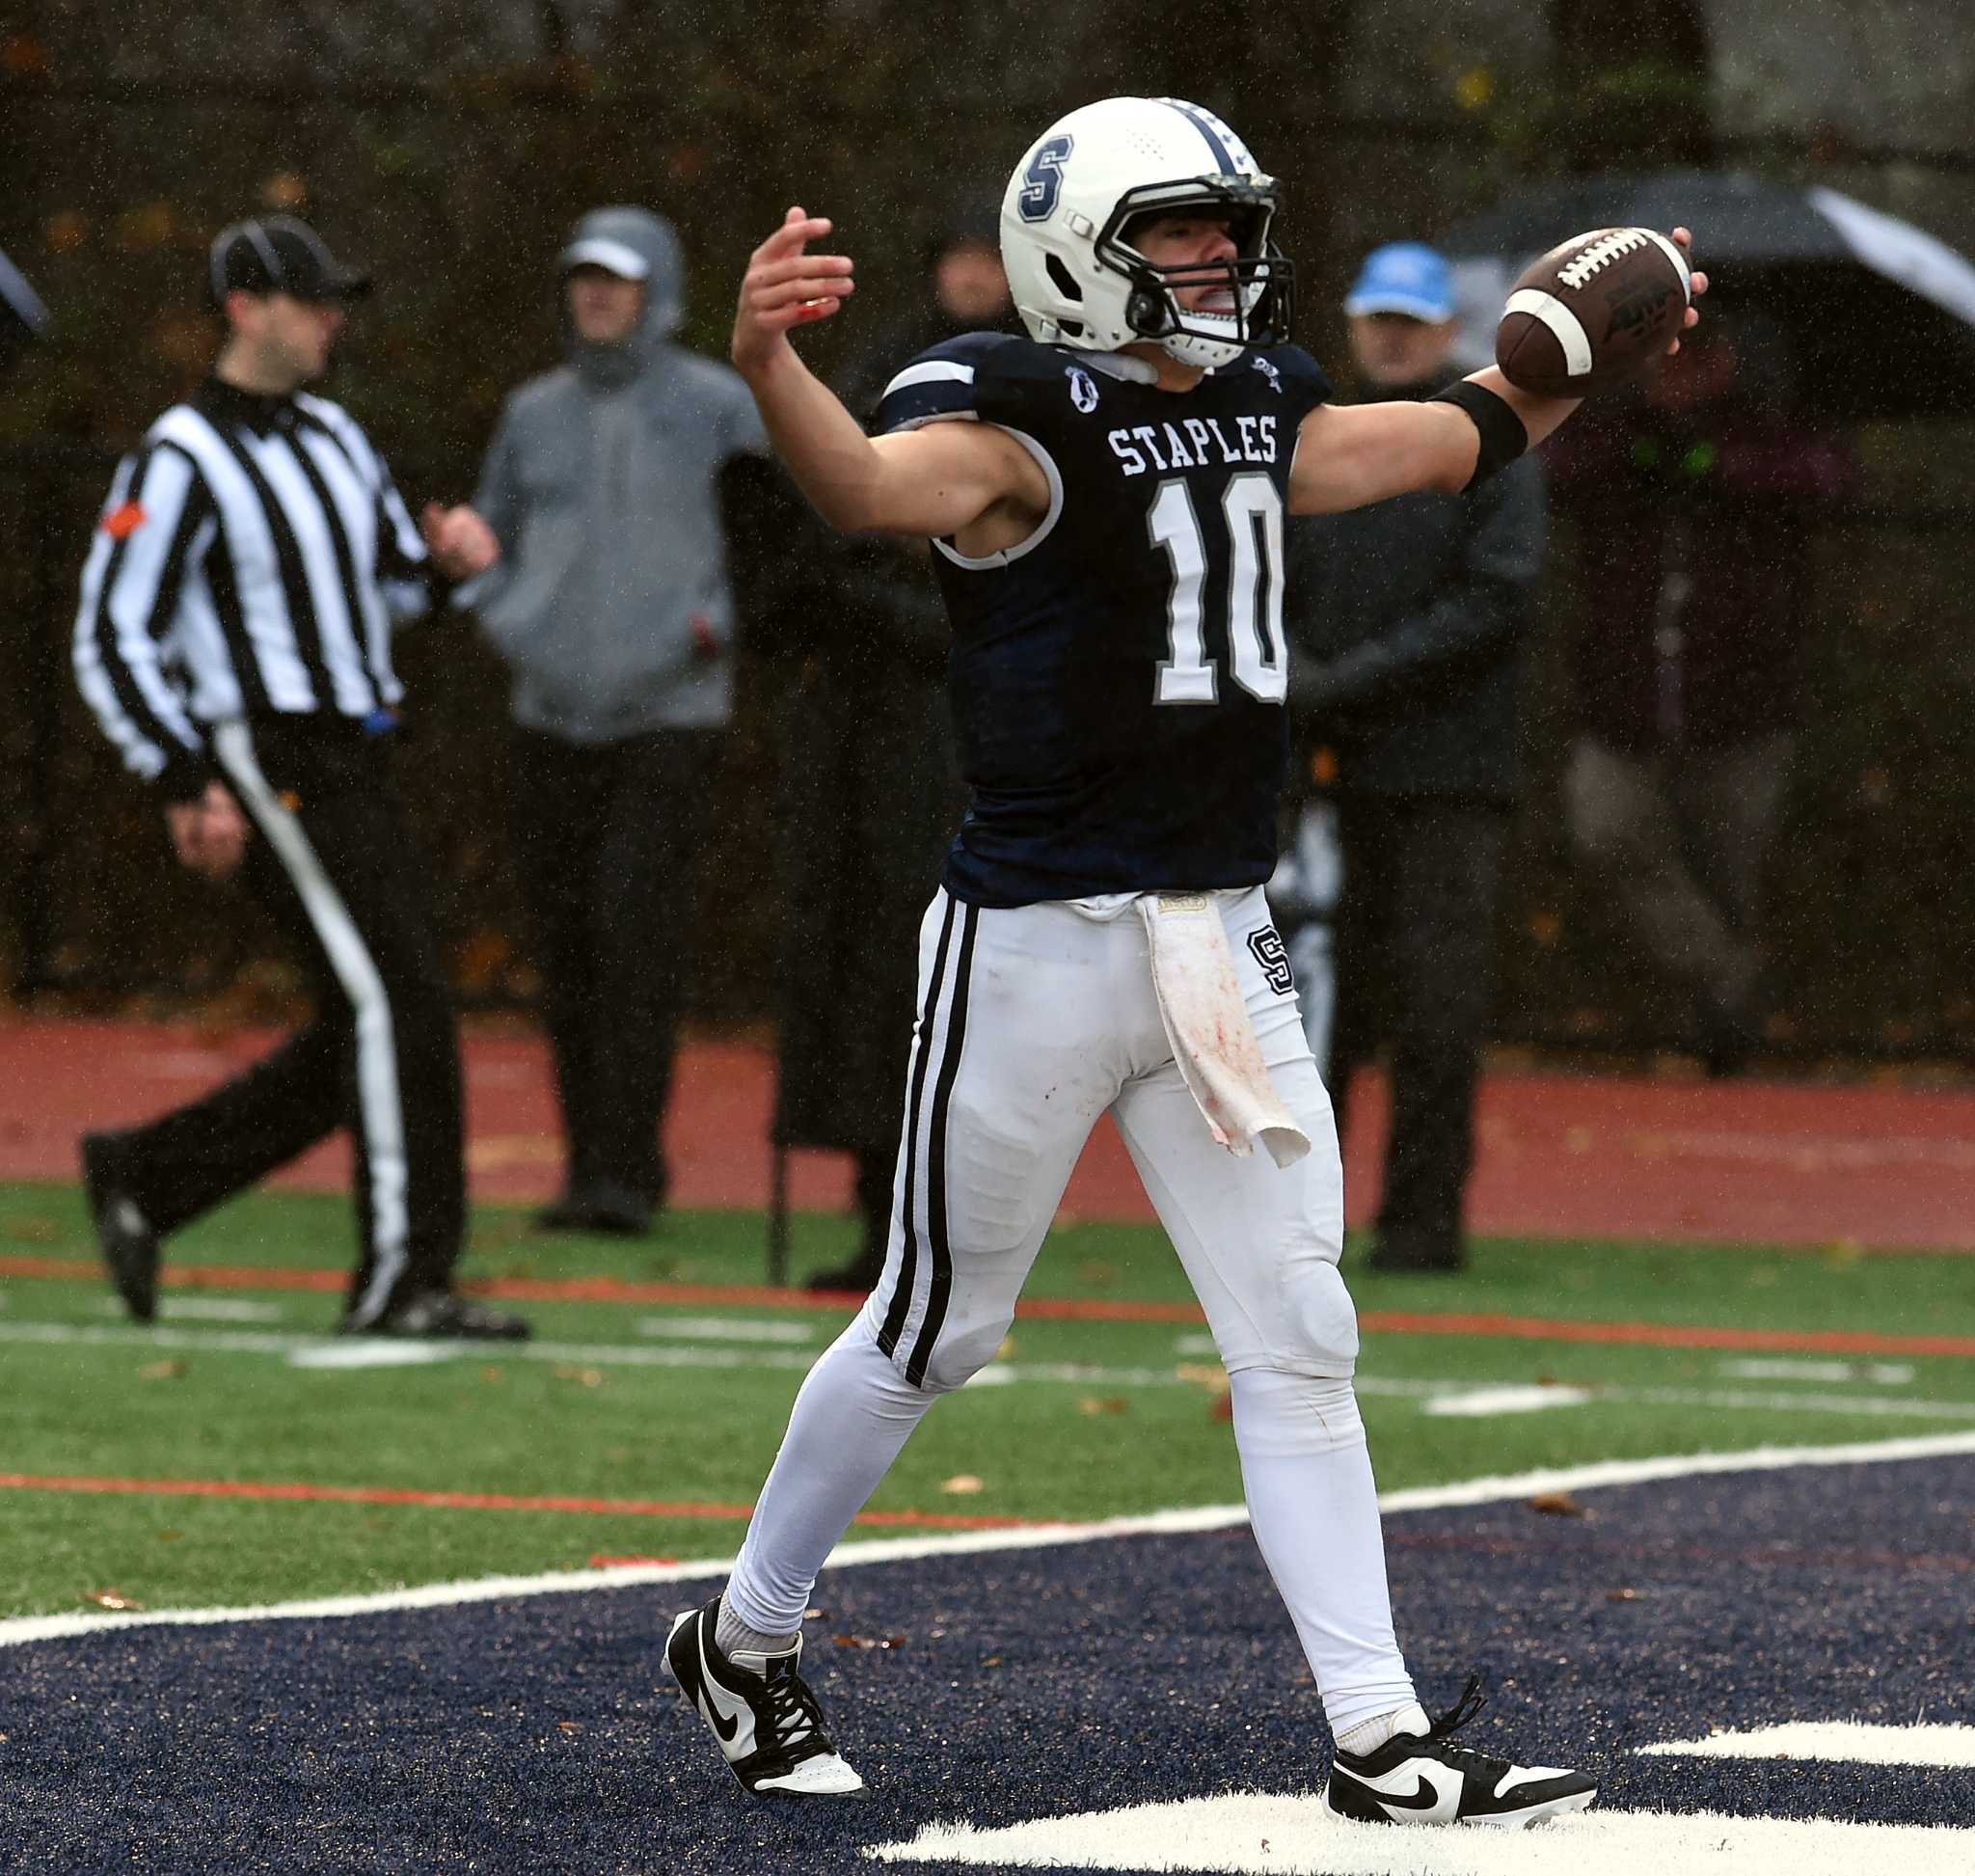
212,720,410,1324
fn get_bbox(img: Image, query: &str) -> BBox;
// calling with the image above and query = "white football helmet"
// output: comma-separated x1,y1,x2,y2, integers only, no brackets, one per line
999,95,1294,370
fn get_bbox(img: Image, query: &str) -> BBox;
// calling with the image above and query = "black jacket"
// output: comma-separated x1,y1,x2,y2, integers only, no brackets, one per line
738,308,985,1156
1284,394,1546,806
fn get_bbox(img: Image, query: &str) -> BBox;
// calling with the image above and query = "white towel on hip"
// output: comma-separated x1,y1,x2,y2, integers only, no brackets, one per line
1135,891,1312,1169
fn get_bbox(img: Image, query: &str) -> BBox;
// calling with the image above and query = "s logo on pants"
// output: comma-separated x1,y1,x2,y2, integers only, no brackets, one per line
1247,926,1294,995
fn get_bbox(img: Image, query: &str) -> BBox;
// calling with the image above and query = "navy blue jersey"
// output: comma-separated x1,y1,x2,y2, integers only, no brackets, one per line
874,332,1330,907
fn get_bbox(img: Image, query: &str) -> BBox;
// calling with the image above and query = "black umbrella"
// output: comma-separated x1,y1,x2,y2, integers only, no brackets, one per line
1441,170,1975,421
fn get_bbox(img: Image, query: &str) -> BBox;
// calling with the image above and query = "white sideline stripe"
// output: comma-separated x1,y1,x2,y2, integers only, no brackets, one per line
1422,1384,1593,1418
287,1342,460,1370
636,1315,816,1345
157,1298,288,1323
1503,288,1592,376
98,1297,285,1322
1721,1358,1915,1385
1637,1723,1975,1768
8,1321,1975,1425
6,1430,1975,1652
861,1799,1969,1874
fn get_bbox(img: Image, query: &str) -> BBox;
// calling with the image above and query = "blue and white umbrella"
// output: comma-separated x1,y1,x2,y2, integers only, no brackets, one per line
1441,170,1975,420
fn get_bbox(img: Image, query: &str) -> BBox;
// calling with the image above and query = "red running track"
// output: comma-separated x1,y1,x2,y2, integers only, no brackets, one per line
4,1016,1973,1251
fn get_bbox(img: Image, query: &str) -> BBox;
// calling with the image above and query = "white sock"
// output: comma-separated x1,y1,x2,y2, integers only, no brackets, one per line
720,1318,936,1640
714,1602,798,1662
1228,1367,1419,1741
1337,1701,1431,1758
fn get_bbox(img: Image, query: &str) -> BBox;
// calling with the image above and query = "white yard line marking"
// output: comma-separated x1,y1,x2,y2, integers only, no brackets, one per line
287,1343,463,1370
162,1298,289,1323
1637,1723,1975,1768
861,1799,1969,1874
0,1319,821,1374
1625,1384,1975,1422
1422,1384,1594,1418
5,1430,1974,1651
4,1320,1974,1423
1720,1358,1915,1385
636,1314,817,1344
91,1297,288,1324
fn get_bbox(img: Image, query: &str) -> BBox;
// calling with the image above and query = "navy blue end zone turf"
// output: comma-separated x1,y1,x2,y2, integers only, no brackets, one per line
6,1455,1972,1872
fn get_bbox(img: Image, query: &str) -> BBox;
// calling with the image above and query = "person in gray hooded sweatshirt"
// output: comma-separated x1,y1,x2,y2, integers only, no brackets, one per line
455,206,768,1234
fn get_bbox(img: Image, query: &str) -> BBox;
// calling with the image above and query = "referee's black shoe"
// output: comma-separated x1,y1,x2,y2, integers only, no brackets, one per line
342,1288,531,1340
80,1132,161,1323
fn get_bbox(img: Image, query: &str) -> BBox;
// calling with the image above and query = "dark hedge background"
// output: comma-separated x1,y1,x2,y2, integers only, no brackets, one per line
3,0,1972,1061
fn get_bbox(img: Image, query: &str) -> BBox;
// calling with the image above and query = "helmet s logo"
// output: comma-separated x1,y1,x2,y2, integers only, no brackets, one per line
1067,367,1099,413
1017,134,1073,224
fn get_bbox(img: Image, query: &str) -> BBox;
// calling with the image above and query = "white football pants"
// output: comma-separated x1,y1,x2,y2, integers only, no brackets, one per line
726,885,1415,1737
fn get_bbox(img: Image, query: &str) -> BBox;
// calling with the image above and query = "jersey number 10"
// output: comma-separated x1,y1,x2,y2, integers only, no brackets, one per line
1149,470,1287,706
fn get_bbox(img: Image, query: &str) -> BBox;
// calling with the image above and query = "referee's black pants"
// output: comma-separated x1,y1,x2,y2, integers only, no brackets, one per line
110,718,466,1326
507,725,717,1210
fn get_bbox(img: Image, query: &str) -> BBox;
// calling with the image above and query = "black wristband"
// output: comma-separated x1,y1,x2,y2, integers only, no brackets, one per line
1431,380,1529,491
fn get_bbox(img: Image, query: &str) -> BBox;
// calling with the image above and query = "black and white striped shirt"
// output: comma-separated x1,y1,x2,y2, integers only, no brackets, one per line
73,377,440,800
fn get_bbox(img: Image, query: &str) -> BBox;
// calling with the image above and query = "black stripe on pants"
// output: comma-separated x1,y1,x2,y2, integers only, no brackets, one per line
877,894,959,1362
876,893,979,1387
905,902,978,1389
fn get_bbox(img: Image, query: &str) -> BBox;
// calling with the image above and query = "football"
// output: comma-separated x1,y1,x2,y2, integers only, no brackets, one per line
1495,227,1691,398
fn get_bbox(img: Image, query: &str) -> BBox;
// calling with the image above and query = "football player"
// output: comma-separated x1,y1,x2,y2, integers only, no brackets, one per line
666,95,1703,1826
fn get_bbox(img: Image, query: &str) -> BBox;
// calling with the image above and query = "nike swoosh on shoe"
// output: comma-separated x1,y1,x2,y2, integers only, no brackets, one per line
1366,1778,1442,1811
696,1627,745,1744
665,1608,744,1747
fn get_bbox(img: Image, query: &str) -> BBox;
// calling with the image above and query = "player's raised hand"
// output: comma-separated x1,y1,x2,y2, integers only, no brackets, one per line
1665,227,1709,355
732,206,856,377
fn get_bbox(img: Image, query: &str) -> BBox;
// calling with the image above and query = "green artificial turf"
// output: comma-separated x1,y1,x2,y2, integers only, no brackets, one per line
3,1181,1971,1618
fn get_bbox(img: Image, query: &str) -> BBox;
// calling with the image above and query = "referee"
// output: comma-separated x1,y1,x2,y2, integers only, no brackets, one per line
71,215,527,1340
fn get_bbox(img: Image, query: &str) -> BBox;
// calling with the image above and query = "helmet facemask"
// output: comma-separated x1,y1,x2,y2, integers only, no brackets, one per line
1098,178,1296,369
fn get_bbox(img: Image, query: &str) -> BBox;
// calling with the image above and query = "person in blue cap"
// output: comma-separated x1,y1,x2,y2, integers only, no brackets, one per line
1272,242,1548,1273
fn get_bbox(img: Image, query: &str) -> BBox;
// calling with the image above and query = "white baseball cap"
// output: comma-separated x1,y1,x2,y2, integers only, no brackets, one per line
557,235,650,282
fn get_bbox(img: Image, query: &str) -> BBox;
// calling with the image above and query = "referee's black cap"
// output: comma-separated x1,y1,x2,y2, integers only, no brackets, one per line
207,216,373,310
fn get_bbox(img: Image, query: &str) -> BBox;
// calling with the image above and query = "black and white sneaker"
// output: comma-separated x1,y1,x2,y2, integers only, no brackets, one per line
1323,1677,1596,1829
665,1597,864,1798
